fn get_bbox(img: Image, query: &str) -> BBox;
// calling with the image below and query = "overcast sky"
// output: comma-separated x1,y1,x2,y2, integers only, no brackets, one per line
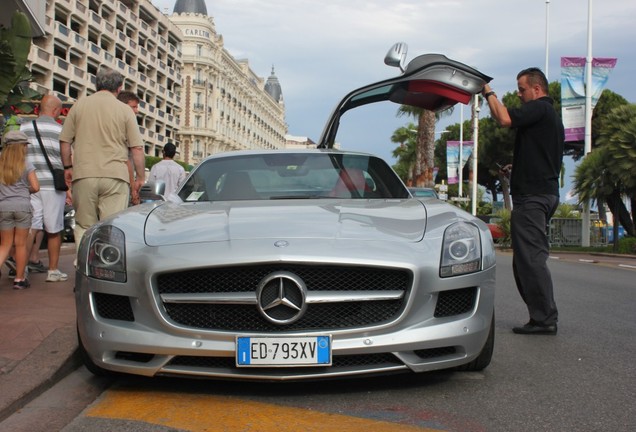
152,0,635,179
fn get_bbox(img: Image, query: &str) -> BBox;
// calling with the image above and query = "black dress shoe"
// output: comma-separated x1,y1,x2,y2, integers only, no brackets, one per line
512,323,557,335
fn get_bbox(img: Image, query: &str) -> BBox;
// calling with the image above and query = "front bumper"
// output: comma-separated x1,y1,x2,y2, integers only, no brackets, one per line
76,266,495,381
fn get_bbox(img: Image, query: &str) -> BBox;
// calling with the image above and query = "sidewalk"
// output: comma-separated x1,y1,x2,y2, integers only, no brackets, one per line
0,243,79,422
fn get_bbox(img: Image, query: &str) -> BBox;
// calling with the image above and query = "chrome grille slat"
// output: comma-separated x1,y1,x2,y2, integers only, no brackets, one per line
160,290,405,305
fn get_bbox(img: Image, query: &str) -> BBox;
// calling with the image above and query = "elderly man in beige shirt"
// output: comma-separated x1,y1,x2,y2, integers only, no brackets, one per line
59,66,145,248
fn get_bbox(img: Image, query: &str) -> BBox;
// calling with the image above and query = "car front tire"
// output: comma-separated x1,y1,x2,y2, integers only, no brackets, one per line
455,312,495,372
77,325,116,377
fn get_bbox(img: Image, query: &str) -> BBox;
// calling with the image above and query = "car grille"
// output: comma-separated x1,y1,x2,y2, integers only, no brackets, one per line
156,264,411,331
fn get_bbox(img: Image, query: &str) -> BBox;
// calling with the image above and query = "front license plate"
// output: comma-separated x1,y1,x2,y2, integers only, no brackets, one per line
236,336,331,367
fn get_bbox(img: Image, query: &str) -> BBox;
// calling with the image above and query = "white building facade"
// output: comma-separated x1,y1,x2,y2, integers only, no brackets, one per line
19,0,286,165
170,0,287,165
26,0,183,159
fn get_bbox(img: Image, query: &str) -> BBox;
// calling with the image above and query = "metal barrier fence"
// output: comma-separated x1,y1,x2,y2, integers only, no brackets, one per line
548,218,608,247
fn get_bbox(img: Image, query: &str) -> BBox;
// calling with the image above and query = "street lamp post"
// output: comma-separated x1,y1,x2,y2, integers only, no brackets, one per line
471,95,480,216
582,0,594,246
545,0,551,79
459,104,464,197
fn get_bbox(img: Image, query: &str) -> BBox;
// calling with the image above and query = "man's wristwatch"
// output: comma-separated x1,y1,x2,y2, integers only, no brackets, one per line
63,165,73,169
483,91,496,100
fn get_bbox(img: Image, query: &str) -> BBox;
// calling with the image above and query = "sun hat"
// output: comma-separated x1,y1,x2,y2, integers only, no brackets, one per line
2,130,30,146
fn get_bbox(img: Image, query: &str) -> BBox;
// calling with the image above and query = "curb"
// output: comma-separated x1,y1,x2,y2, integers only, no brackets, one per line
589,252,636,260
0,326,80,422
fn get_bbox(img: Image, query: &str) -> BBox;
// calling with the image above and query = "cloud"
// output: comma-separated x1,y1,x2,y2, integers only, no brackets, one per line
153,0,636,161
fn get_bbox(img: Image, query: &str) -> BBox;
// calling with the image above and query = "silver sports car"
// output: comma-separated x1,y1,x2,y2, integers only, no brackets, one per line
76,44,496,380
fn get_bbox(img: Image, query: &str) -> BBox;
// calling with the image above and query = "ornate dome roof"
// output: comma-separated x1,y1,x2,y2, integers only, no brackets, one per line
173,0,208,15
264,66,283,103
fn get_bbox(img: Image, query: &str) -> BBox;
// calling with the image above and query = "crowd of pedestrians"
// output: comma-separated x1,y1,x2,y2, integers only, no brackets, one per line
1,65,181,290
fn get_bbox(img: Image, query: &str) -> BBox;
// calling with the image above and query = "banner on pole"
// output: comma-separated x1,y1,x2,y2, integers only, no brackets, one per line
560,57,617,142
446,141,474,184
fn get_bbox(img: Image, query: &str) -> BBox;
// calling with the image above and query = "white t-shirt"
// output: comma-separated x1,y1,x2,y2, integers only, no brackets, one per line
149,159,186,196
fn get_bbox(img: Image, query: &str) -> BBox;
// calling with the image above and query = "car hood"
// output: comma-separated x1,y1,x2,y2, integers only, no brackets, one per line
144,200,427,246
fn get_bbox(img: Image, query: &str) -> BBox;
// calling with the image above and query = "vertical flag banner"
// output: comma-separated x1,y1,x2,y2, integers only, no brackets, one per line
561,57,617,142
446,141,473,184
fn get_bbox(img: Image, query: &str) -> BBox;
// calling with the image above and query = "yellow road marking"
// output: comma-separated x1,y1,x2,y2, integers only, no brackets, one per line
86,389,443,431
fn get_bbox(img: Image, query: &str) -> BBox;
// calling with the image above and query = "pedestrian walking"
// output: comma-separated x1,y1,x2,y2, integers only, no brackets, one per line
0,131,40,289
20,94,69,282
59,66,145,248
148,142,186,197
483,67,564,335
117,90,143,205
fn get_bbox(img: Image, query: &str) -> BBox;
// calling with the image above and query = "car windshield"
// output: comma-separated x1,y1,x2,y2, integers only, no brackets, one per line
178,152,410,201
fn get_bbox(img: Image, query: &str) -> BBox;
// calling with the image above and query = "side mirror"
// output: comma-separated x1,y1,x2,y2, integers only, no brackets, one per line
384,42,408,72
139,180,166,203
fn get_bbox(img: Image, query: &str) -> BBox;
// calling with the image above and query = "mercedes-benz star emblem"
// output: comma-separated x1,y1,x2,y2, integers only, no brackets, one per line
256,271,307,325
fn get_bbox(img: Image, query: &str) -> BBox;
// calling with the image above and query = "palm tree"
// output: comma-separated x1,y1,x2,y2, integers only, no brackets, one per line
598,104,636,194
573,103,636,238
596,103,636,236
397,106,454,187
390,124,417,185
1,11,39,133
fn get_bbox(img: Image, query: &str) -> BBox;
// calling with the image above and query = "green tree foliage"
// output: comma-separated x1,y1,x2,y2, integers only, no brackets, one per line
390,123,417,184
553,203,579,218
597,104,636,192
396,104,456,188
567,89,629,160
494,208,511,247
0,11,41,132
396,106,437,187
0,11,31,108
392,79,634,230
573,104,636,236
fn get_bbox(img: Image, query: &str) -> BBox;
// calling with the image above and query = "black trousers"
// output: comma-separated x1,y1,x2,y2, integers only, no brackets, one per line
511,194,559,325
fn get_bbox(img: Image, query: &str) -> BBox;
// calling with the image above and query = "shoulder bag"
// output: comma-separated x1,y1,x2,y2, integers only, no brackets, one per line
32,120,69,191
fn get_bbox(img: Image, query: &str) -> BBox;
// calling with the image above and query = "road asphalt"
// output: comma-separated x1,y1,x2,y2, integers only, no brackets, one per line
0,245,634,423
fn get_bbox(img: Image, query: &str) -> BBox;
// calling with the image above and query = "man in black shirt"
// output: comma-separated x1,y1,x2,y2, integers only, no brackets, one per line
483,67,564,335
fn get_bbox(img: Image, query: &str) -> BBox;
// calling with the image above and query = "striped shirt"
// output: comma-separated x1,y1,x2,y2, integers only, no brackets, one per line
21,116,63,190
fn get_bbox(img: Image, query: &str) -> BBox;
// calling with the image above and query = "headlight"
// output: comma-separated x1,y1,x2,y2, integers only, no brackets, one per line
87,225,126,282
440,222,481,277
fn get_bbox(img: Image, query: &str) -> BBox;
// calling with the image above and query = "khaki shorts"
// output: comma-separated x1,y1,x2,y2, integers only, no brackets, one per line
0,210,32,230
